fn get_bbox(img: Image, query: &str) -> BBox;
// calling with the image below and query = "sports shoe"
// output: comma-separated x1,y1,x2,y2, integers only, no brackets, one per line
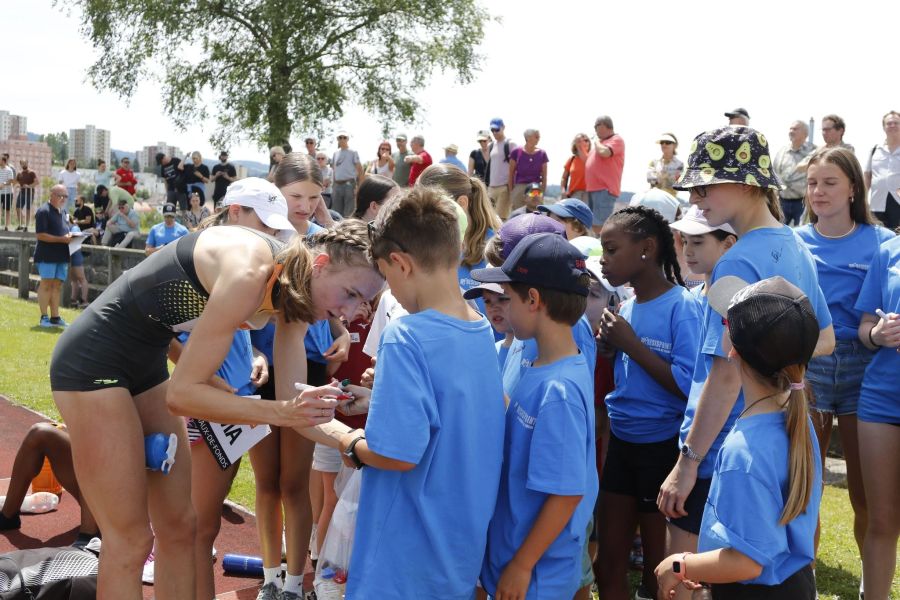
0,510,21,531
51,317,68,328
634,585,652,600
142,552,155,584
281,591,302,600
256,582,283,600
39,315,53,328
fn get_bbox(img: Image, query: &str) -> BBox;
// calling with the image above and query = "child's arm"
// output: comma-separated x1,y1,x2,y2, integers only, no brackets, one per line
495,494,582,600
655,548,762,598
600,308,684,398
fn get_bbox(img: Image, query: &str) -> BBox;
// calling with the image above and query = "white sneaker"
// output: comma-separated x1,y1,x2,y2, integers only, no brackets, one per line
141,552,155,584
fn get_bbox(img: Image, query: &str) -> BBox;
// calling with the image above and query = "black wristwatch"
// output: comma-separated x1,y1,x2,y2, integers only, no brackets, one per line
680,444,705,463
343,434,366,470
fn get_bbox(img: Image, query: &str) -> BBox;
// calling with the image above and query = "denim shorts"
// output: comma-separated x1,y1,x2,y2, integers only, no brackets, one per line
588,189,617,226
36,261,69,281
806,340,874,416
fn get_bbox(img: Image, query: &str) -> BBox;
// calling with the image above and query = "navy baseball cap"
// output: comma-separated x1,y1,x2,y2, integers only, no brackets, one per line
538,198,593,231
490,118,505,130
162,203,177,215
498,212,565,260
472,233,589,296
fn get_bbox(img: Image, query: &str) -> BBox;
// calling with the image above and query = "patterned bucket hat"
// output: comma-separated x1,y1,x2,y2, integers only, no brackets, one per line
674,126,782,192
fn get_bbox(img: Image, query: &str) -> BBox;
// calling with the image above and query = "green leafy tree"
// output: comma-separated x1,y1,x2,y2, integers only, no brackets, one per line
65,0,492,149
40,132,69,165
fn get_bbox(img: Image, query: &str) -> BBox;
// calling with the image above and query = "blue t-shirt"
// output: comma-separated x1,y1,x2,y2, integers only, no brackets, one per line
496,340,510,371
304,319,334,364
458,229,496,328
605,285,702,443
147,221,189,248
250,323,275,367
347,310,505,600
699,412,822,586
680,226,832,478
854,236,900,423
439,155,467,172
178,330,255,396
481,354,598,599
502,315,596,396
795,223,895,340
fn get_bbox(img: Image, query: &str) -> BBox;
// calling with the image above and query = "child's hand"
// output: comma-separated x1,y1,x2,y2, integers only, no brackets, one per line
599,308,637,351
336,384,371,416
495,558,532,600
654,554,703,599
323,330,351,363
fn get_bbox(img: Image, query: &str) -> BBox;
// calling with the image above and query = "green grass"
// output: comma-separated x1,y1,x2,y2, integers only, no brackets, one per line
0,293,897,597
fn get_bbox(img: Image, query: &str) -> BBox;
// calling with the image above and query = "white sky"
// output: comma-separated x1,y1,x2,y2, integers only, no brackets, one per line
5,0,898,192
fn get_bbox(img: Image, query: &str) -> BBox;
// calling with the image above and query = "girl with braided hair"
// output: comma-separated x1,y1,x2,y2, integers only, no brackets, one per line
594,204,704,600
49,177,384,599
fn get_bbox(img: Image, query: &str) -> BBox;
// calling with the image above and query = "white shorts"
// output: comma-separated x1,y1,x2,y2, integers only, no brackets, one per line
312,443,342,473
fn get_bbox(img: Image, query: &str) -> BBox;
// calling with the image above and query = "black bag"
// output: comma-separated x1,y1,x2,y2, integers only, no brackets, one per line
0,546,98,600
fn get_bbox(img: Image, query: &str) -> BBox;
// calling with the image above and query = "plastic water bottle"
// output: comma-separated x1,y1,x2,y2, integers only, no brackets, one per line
144,433,177,474
221,554,264,576
31,457,63,495
314,566,345,600
20,492,60,514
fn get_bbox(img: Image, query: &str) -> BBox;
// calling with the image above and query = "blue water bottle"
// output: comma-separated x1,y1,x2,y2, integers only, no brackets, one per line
144,433,177,474
222,553,265,576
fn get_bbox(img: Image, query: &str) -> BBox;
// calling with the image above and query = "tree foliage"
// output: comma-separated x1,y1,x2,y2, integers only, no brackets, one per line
63,0,492,149
40,132,69,164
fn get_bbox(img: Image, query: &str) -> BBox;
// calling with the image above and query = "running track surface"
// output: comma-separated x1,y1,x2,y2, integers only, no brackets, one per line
0,395,316,599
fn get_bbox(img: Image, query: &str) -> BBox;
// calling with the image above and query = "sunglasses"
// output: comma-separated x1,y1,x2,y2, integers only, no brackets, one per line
660,141,675,145
691,185,711,198
337,136,348,140
490,128,500,133
367,220,408,254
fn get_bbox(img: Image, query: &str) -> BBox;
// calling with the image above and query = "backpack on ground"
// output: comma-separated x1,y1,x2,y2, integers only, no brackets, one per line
0,545,98,600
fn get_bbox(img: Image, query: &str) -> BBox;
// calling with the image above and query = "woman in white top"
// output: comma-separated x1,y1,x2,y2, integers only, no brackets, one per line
58,159,81,213
646,133,684,197
367,140,395,179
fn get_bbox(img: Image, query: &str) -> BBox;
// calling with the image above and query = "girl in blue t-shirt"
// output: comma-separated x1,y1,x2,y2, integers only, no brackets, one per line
656,276,822,600
854,235,900,599
595,205,703,600
657,129,835,583
795,147,895,571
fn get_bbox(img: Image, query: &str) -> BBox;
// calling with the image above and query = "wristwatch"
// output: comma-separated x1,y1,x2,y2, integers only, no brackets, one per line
343,434,366,470
673,552,692,581
680,444,705,463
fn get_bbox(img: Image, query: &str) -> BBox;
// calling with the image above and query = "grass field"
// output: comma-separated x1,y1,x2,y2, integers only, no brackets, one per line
0,293,896,598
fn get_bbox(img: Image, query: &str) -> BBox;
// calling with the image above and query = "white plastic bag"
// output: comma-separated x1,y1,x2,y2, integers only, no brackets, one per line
313,467,362,599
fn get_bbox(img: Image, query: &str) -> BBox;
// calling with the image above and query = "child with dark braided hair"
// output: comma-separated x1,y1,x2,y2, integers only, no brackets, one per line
594,205,703,600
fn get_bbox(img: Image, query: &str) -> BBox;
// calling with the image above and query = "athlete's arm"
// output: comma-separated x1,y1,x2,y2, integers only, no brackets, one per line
167,237,336,428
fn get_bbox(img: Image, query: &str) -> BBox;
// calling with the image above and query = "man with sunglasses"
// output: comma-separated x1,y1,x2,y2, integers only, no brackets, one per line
331,130,363,218
487,117,516,219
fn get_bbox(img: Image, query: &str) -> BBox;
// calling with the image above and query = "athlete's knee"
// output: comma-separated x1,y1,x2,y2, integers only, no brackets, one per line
154,506,197,545
104,527,154,566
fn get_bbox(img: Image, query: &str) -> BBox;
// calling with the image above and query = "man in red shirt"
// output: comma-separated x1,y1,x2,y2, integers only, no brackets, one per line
404,135,433,186
585,115,625,232
114,157,138,196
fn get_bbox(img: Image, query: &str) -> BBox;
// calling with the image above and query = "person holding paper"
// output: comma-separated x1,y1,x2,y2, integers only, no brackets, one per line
34,184,72,328
48,177,385,599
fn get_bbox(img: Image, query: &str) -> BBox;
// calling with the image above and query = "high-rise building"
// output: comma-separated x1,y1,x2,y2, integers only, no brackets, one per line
0,137,54,184
0,110,28,141
136,142,182,173
68,124,111,165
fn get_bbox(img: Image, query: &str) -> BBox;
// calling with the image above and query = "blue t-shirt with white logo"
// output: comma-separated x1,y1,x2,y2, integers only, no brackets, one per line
854,236,900,424
178,329,255,396
147,221,189,248
347,310,505,600
605,285,702,443
700,412,822,585
795,223,895,340
481,353,598,600
502,315,596,396
681,226,832,477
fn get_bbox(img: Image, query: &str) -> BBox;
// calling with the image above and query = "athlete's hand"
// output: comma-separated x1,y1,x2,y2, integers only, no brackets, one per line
273,386,342,428
657,459,697,519
494,558,532,600
250,355,269,387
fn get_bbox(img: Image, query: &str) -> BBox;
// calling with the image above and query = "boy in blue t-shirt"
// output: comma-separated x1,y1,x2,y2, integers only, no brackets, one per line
473,233,599,599
311,187,506,600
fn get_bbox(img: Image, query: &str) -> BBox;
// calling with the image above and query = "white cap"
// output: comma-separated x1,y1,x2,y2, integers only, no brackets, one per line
629,188,681,223
222,177,294,231
670,205,736,236
584,256,629,297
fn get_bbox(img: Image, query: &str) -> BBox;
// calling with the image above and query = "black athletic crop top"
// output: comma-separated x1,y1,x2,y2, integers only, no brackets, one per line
128,226,284,333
